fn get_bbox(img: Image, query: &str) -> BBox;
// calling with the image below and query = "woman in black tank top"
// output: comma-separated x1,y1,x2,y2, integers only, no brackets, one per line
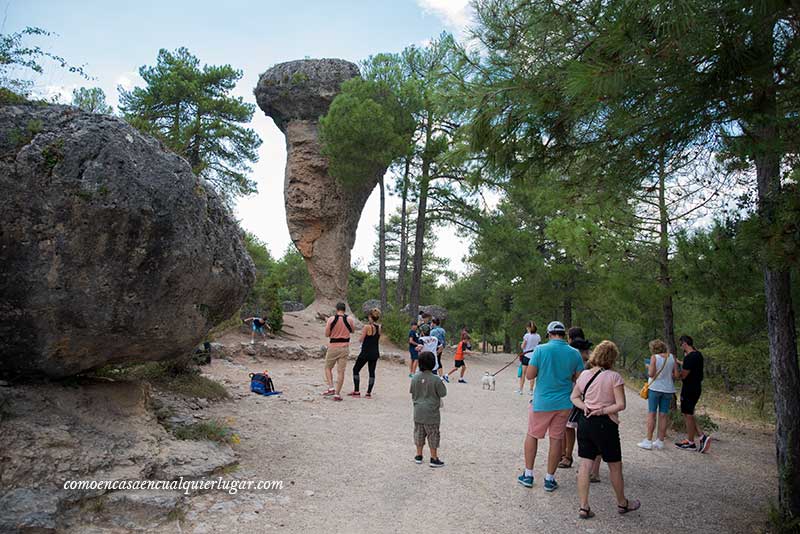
349,308,382,398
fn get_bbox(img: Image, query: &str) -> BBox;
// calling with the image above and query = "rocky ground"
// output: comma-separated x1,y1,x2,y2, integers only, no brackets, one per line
177,313,776,534
0,312,776,533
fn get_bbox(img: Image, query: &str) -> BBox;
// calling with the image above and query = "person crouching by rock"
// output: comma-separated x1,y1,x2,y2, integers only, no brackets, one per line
323,302,355,401
244,314,269,345
571,340,640,520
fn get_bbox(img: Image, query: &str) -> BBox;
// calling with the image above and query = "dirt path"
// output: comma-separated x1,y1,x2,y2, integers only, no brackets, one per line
182,334,775,534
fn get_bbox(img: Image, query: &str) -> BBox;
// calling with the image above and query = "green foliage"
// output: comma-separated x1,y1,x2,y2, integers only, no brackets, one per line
118,47,261,202
320,77,414,189
71,87,112,114
669,408,719,435
0,87,28,104
243,232,282,331
0,27,89,96
382,310,412,348
173,419,237,444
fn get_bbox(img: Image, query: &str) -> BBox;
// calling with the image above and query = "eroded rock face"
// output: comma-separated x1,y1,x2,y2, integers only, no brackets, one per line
0,104,255,377
255,59,379,318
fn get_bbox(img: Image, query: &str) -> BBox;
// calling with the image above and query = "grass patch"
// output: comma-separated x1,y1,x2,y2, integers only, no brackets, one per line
91,359,229,400
173,419,238,444
767,502,800,533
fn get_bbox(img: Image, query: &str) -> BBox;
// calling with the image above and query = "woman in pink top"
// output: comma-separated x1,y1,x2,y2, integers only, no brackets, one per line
570,341,640,520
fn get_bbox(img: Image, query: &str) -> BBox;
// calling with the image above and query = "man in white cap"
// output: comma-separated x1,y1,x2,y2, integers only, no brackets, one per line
517,320,584,492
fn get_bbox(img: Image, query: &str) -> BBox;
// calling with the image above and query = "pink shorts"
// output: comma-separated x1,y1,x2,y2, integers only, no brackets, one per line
527,409,570,440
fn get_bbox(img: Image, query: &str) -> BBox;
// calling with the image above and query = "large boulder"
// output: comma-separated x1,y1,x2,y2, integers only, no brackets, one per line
255,59,384,319
361,299,392,317
0,104,255,377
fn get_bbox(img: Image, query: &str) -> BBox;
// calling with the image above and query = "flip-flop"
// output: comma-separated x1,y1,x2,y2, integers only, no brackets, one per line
558,457,573,468
579,507,595,519
618,499,641,514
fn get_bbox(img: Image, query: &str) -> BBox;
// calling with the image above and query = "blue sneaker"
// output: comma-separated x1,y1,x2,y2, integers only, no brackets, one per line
544,478,558,492
458,378,467,384
517,474,534,488
442,375,449,383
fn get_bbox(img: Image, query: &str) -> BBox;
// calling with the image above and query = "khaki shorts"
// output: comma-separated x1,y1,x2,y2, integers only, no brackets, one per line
325,346,349,370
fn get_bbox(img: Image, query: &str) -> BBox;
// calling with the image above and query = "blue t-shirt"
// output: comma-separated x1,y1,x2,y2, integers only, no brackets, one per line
430,326,446,348
530,339,584,412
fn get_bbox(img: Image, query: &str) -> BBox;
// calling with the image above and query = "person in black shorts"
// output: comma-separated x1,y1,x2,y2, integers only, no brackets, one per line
570,341,640,519
349,308,382,399
675,335,711,453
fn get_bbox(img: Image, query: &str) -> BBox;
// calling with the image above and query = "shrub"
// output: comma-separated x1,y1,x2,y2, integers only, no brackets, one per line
382,310,411,348
173,419,238,444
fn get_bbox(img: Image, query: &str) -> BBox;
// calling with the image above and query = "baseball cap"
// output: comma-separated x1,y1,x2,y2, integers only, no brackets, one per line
547,321,566,334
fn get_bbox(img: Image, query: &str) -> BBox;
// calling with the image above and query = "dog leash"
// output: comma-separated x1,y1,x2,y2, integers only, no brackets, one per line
490,348,537,377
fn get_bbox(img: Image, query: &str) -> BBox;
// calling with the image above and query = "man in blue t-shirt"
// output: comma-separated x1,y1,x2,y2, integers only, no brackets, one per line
517,321,584,492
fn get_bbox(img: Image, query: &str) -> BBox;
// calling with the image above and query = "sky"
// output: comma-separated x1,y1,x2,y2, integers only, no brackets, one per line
4,0,475,273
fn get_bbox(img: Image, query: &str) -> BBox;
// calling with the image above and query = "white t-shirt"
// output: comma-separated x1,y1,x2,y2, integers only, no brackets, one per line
522,332,541,355
648,353,676,394
419,335,440,370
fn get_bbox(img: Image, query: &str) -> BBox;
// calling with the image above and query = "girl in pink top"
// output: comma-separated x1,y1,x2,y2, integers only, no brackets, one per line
570,341,640,520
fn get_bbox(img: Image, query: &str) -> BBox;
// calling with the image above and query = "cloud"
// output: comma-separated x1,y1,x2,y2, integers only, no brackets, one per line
114,70,141,91
416,0,473,30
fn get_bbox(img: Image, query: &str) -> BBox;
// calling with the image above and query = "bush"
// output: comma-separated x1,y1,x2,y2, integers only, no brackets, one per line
382,310,412,348
173,419,238,444
92,359,229,400
669,408,719,434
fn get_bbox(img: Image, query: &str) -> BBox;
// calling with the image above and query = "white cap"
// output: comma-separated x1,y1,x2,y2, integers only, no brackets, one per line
547,321,566,334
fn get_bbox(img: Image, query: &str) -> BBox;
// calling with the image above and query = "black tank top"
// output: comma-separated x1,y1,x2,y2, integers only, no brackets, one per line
360,324,381,361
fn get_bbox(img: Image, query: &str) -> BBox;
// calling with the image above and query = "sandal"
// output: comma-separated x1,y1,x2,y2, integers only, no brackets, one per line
332,395,343,402
365,393,372,398
579,507,595,519
589,474,601,483
322,388,335,396
558,456,573,468
618,498,641,514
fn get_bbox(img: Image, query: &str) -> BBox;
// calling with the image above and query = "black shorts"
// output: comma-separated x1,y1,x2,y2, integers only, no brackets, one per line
454,359,465,368
680,389,701,415
577,415,622,463
521,356,530,366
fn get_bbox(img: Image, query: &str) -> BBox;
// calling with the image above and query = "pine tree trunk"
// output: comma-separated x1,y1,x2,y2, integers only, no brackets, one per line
409,117,433,320
562,295,572,328
379,174,387,313
657,155,677,355
753,16,800,521
396,157,411,308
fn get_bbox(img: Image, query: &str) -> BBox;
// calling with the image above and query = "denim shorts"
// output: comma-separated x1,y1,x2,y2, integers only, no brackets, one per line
648,390,672,413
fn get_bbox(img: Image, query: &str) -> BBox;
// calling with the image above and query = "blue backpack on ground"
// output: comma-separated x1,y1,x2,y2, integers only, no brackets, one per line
250,372,281,396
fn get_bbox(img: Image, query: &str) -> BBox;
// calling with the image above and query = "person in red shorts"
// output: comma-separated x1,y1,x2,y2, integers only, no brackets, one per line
516,321,584,492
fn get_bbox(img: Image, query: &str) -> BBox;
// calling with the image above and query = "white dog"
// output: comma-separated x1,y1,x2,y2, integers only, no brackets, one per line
481,372,496,391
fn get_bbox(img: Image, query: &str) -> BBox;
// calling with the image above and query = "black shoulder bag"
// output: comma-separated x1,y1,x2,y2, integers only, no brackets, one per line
568,369,604,424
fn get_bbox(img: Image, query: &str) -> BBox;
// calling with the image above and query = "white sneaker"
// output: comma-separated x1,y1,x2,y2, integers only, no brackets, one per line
653,439,664,450
514,389,522,395
637,439,653,450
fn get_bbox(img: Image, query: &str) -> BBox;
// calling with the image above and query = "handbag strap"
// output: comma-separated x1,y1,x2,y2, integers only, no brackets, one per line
581,368,604,400
652,354,670,381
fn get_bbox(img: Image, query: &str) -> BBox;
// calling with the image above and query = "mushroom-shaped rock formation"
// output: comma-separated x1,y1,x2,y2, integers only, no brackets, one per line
0,104,255,377
255,59,380,319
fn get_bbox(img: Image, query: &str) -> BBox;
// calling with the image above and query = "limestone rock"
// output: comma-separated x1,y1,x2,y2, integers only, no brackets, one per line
0,104,255,377
255,59,383,318
282,301,306,312
0,381,237,532
361,299,391,317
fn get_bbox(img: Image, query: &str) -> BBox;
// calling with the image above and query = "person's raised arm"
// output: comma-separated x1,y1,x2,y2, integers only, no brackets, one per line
324,319,331,338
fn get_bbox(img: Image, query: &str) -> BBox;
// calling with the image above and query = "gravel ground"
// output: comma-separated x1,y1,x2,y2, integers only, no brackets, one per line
181,338,775,534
